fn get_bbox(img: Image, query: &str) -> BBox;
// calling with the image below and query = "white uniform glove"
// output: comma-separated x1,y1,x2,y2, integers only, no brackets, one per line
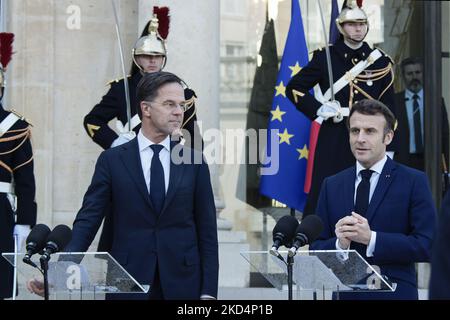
13,224,31,250
316,100,344,123
110,131,136,148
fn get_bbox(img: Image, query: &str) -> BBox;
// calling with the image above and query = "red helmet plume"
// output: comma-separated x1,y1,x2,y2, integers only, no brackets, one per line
153,6,170,40
0,32,14,69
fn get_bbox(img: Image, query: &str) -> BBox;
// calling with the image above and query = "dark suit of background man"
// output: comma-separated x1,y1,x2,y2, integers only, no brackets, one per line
394,57,449,171
311,99,436,299
286,1,397,218
0,33,37,300
67,72,218,300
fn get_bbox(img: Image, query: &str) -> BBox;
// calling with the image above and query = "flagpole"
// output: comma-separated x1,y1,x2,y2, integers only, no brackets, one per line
317,0,335,101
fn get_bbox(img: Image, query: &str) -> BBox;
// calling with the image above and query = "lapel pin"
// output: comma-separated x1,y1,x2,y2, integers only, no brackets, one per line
386,174,390,178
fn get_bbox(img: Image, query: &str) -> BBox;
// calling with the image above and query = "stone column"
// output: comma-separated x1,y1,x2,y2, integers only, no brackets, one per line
6,0,138,231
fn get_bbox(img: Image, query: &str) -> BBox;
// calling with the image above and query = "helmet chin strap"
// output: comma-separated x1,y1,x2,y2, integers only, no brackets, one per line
132,53,167,73
343,27,369,47
344,37,364,49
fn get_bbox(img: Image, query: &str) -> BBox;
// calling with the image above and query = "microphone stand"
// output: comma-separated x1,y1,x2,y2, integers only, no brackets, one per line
39,258,50,300
271,250,294,300
287,254,294,300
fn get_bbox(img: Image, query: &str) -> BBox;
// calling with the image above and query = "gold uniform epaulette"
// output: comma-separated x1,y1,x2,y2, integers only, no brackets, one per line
310,44,332,55
10,109,33,126
106,75,131,86
374,47,394,64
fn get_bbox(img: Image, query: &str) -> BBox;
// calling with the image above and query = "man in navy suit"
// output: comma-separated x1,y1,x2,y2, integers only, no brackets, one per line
429,189,450,299
394,57,449,171
311,99,436,299
63,72,218,300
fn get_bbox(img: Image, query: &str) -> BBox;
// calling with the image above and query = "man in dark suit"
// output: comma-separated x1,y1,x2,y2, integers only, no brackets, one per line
311,99,436,299
394,57,449,170
429,189,450,299
62,72,218,300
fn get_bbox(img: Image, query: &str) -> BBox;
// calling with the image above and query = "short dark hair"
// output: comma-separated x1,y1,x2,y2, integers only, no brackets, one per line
400,57,422,75
136,71,183,118
348,99,396,135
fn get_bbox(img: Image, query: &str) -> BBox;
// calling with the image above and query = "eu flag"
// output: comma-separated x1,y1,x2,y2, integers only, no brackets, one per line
259,0,310,212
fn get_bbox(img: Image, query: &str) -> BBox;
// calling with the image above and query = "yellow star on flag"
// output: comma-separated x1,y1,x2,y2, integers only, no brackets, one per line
297,144,309,160
275,81,286,97
270,106,286,122
289,62,302,77
278,128,294,145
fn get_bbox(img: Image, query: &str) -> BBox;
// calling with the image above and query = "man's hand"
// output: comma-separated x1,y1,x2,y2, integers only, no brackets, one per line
26,278,45,297
111,131,136,148
13,224,31,250
347,212,372,245
316,100,343,122
335,215,359,249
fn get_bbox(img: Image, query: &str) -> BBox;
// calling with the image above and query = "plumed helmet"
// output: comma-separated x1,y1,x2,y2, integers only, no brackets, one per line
336,0,369,39
132,6,170,71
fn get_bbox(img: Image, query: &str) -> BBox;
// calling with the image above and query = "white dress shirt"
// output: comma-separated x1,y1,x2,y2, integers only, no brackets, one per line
336,155,388,257
137,130,170,194
137,130,215,299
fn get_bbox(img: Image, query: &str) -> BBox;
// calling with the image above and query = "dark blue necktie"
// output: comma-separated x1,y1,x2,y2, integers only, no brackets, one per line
412,94,423,153
150,144,165,214
355,169,374,216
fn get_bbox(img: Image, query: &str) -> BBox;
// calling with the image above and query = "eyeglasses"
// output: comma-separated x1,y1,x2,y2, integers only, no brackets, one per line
144,100,188,112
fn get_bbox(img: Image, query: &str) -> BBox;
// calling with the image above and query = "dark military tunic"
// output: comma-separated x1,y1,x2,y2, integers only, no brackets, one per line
84,72,201,252
0,105,37,298
84,72,199,150
286,39,397,217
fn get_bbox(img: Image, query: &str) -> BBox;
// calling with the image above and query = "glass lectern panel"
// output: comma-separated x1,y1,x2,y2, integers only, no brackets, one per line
2,252,149,300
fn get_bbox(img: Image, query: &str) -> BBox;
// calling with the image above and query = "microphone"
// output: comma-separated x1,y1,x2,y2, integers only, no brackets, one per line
40,225,72,262
269,215,299,257
23,224,51,268
288,215,323,257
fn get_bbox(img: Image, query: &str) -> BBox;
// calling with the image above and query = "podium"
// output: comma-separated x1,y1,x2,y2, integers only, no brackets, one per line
241,250,396,300
2,252,149,300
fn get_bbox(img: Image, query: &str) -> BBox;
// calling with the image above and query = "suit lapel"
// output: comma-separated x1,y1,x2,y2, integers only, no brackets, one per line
120,139,153,209
399,91,411,144
160,141,185,215
344,167,357,215
365,157,396,223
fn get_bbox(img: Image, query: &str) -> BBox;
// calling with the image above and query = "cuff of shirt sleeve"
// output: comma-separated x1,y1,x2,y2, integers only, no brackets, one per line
335,239,350,261
335,238,349,250
200,294,216,300
366,231,377,257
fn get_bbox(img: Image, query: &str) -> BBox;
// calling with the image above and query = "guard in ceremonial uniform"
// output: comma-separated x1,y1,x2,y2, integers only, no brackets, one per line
84,7,200,150
84,7,201,252
286,0,397,217
0,33,37,299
